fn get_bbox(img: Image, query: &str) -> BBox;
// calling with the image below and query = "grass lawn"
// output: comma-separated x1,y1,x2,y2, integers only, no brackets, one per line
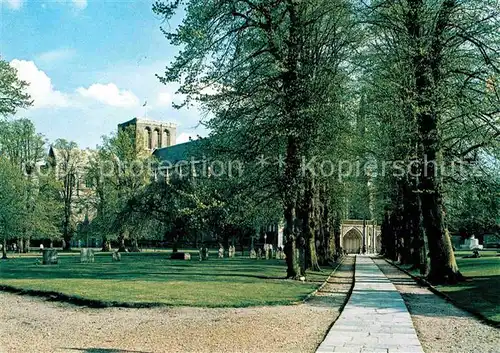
0,251,330,308
437,251,500,324
400,250,500,324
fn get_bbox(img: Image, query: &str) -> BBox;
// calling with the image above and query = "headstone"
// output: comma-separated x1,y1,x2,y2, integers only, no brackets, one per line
201,247,209,260
112,250,121,262
249,248,257,259
199,248,203,261
218,246,224,259
460,235,483,250
42,249,58,265
171,252,191,260
80,248,95,263
257,248,262,259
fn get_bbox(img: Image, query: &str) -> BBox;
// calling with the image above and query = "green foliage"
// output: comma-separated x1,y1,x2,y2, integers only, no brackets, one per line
0,59,32,117
0,158,25,256
0,119,60,252
87,126,153,247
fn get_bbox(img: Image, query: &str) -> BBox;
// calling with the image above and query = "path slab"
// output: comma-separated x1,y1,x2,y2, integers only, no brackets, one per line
316,256,424,353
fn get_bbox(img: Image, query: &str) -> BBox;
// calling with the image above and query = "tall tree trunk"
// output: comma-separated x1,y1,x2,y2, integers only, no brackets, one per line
420,173,462,283
410,0,462,283
282,0,303,279
284,201,299,278
303,173,320,271
23,237,30,253
117,230,127,252
333,210,341,257
321,189,336,263
2,237,7,259
18,238,23,254
130,237,140,252
102,236,111,252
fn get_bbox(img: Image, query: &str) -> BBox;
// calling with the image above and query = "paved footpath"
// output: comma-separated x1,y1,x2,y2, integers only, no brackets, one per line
316,256,424,353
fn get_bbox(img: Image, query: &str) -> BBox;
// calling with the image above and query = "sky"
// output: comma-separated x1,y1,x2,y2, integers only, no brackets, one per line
0,0,206,148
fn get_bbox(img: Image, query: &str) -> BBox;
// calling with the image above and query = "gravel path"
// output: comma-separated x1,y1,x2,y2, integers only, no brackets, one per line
373,258,500,353
0,259,354,353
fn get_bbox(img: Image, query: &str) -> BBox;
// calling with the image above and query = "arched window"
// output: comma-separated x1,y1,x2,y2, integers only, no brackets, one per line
145,127,152,149
163,129,171,146
154,129,161,148
153,129,161,148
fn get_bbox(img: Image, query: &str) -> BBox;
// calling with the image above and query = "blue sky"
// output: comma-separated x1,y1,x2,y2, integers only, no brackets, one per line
0,0,205,148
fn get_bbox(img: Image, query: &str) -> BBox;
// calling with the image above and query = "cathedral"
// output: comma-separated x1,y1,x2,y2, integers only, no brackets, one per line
118,117,177,151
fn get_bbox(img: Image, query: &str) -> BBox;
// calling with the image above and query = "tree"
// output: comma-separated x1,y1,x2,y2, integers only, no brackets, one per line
87,126,151,252
0,59,32,117
0,118,55,251
364,0,500,283
154,0,358,277
50,139,85,251
0,158,25,259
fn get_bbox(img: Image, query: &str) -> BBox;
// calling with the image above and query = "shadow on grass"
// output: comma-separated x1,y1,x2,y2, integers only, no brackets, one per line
375,257,500,327
0,253,332,308
0,255,330,283
437,274,500,326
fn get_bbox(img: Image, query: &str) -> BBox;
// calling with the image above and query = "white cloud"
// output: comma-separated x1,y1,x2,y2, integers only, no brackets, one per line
0,0,23,10
9,59,70,109
72,0,87,10
156,91,172,107
37,48,76,64
76,83,139,108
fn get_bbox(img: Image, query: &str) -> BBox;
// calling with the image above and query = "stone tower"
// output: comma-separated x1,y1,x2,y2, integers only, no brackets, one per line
118,117,177,151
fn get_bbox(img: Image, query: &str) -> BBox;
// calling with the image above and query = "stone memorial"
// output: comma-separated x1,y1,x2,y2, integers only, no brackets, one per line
228,245,235,258
171,252,191,260
201,247,209,260
218,246,224,258
249,248,257,259
257,248,263,259
42,249,58,265
112,250,121,262
460,235,483,250
80,248,95,263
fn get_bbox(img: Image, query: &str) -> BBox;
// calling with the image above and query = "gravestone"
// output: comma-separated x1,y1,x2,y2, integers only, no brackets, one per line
80,248,95,263
42,249,58,265
257,248,263,259
171,252,191,260
276,246,284,260
249,248,257,259
229,245,235,258
201,247,209,260
460,235,483,250
199,248,203,261
218,246,224,259
112,250,121,262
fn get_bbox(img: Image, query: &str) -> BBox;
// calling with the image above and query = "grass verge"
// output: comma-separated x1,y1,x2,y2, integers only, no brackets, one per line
0,251,331,308
386,251,500,326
